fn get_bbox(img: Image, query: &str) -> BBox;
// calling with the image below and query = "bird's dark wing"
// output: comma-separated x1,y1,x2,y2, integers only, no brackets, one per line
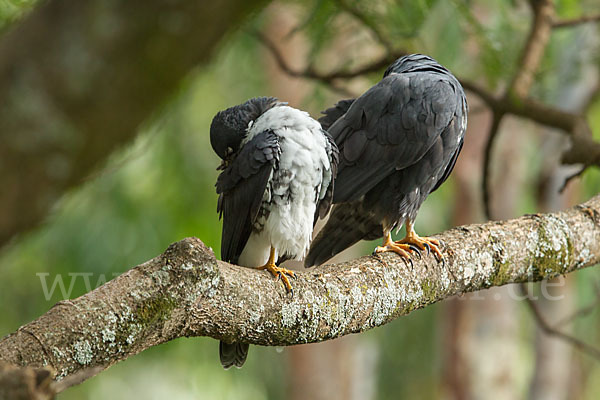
216,130,280,264
318,99,355,131
329,72,463,203
305,200,382,267
430,135,463,194
314,131,339,223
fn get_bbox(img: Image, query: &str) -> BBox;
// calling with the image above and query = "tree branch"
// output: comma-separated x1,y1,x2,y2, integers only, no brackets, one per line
508,0,554,99
252,30,401,83
482,111,505,220
334,0,393,53
1,195,600,391
554,279,600,327
522,291,600,361
553,14,600,29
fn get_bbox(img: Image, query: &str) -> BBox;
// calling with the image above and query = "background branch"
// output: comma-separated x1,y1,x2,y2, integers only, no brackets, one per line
334,0,393,53
253,30,401,83
553,14,600,29
482,112,505,220
554,280,600,327
508,0,554,99
522,290,600,361
1,195,599,392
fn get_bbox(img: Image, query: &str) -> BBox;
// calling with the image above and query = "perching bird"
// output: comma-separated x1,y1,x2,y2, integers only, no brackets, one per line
210,97,338,368
305,54,467,267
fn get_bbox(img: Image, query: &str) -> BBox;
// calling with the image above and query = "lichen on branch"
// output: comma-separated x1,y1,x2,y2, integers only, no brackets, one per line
1,195,599,391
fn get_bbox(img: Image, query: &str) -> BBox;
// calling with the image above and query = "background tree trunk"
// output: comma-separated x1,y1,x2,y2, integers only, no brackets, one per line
0,0,268,247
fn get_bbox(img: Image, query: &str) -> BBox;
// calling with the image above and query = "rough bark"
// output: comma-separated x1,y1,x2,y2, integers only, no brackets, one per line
0,195,599,391
0,0,268,247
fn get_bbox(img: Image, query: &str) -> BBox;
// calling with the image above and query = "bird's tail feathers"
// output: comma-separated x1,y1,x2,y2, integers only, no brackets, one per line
305,202,381,267
219,341,249,369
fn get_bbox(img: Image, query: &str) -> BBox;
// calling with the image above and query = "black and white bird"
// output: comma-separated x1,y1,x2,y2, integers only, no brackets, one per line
210,97,338,368
305,54,467,267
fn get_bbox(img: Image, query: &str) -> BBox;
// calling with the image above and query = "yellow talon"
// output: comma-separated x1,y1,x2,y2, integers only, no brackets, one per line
395,219,443,261
256,247,296,294
373,233,413,258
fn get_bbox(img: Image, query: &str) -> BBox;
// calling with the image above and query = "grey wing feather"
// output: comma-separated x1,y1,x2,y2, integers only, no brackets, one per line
430,136,463,194
216,130,280,264
329,73,463,203
314,131,339,223
318,99,355,131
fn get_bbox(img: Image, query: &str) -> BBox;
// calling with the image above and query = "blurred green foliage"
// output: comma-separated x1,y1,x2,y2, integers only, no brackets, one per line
1,0,600,398
0,0,36,31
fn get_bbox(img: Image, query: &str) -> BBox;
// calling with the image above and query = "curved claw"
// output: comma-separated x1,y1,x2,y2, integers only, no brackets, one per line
423,242,431,256
409,245,422,258
258,263,295,294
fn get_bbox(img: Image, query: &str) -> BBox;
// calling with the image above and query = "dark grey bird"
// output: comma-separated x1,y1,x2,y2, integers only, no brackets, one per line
305,54,467,267
210,97,338,368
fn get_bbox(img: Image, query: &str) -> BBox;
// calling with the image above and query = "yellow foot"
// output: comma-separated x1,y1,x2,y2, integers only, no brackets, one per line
257,263,296,295
373,241,416,268
373,242,412,258
395,235,443,261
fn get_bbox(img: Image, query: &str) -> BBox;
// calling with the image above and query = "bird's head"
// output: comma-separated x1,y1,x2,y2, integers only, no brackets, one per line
210,97,280,160
383,54,450,77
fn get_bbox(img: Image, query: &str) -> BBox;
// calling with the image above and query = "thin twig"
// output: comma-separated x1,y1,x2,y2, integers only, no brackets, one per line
285,0,325,39
334,0,393,53
482,111,505,220
508,0,554,98
555,280,600,326
553,14,600,29
251,30,401,82
522,285,600,361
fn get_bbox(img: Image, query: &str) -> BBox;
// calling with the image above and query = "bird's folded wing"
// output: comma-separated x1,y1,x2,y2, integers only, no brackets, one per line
328,73,462,203
314,131,340,223
318,98,355,131
216,129,280,264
